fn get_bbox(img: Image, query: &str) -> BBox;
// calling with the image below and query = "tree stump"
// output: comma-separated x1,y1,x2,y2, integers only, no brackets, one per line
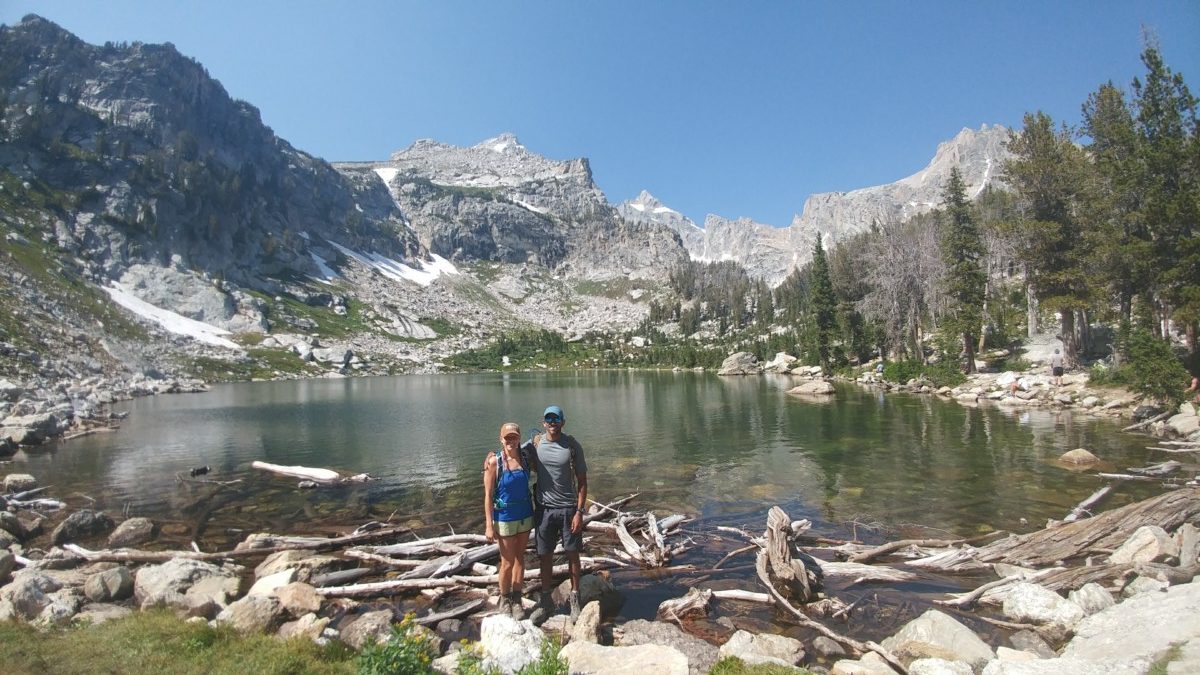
762,506,822,603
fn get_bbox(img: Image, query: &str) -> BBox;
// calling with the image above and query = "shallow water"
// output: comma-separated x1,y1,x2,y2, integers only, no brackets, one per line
7,371,1159,637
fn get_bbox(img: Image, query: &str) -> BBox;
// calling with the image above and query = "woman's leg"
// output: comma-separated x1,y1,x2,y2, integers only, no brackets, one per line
509,530,530,590
496,533,517,596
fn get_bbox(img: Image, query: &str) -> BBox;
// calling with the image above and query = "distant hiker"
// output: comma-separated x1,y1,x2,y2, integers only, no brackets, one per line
1051,349,1064,386
483,422,536,619
527,405,588,625
1187,374,1200,403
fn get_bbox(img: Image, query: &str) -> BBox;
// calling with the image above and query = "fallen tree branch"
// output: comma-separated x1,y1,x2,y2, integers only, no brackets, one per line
413,597,488,625
251,460,373,485
755,552,907,675
1064,483,1119,523
1122,411,1172,432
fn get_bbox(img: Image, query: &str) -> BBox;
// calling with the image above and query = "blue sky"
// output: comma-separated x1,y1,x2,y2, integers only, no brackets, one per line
3,1,1198,227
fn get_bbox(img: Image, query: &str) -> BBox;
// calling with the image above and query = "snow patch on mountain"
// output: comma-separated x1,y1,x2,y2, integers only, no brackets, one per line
329,242,459,287
104,283,240,349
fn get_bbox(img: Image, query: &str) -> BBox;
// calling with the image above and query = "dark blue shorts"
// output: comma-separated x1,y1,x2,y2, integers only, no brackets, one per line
534,507,583,555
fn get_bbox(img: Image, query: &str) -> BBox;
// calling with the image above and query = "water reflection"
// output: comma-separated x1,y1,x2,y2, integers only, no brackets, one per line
10,372,1157,548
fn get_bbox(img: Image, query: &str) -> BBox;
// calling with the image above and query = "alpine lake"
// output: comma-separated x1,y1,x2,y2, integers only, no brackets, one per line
8,371,1160,642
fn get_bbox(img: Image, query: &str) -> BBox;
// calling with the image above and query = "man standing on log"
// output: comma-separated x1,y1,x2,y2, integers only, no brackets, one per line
527,404,588,625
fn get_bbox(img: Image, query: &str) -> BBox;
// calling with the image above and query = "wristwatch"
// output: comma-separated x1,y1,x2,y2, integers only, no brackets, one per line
576,507,585,514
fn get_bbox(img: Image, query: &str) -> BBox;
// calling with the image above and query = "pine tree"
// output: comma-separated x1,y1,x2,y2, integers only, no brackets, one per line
809,235,838,370
939,168,986,373
1003,111,1092,367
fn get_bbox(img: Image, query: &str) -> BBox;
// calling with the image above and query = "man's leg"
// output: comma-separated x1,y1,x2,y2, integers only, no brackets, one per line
567,550,582,620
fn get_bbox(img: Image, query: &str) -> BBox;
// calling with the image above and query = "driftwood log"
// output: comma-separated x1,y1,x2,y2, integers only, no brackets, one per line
762,506,822,603
251,460,373,485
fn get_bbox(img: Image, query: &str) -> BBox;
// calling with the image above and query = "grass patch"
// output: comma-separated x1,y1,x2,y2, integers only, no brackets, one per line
0,609,355,675
1148,643,1185,675
179,346,321,381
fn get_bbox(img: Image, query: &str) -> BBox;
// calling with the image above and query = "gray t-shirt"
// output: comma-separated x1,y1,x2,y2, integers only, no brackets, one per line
1051,353,1064,368
529,433,587,509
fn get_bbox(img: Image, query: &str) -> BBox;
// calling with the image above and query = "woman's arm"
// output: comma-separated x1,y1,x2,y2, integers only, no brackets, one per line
483,454,497,540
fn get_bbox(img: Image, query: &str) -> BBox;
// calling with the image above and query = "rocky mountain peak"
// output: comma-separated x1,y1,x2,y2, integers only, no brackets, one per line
475,132,526,155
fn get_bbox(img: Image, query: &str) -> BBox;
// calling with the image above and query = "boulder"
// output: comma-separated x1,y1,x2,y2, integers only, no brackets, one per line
341,609,396,650
880,609,995,670
84,566,134,603
107,517,156,547
215,594,285,634
0,570,62,620
788,380,836,396
278,612,331,641
1166,413,1200,438
480,614,544,674
995,647,1040,662
1008,630,1056,659
50,510,115,545
762,352,798,373
0,551,15,584
569,600,603,644
0,379,23,401
134,558,240,610
275,582,322,617
0,527,18,549
717,352,760,376
1002,583,1084,635
3,473,37,492
248,568,296,596
1121,575,1169,598
1067,583,1114,617
553,573,623,618
254,550,345,582
909,658,973,674
1079,396,1100,409
831,651,901,674
617,619,718,675
36,588,85,627
1058,448,1099,464
560,642,689,675
717,630,805,668
811,635,848,659
1109,525,1179,564
0,510,24,540
74,602,133,626
1063,579,1200,668
981,658,1143,674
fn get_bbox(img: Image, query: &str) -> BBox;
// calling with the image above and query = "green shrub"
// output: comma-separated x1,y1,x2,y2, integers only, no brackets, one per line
357,615,440,675
1121,329,1191,403
882,360,924,384
516,638,569,675
880,359,966,388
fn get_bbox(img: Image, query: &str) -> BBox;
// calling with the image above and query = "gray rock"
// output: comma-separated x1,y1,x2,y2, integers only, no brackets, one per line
50,509,115,545
215,594,285,634
278,612,331,641
1122,575,1169,598
1057,448,1098,464
0,527,18,549
831,651,901,674
1008,630,1056,659
0,379,23,402
553,573,623,618
1063,579,1200,668
1066,583,1114,617
718,352,760,376
340,609,395,650
254,550,345,582
107,517,156,548
83,566,134,602
909,658,972,675
812,635,848,659
134,558,240,609
36,587,85,626
617,619,719,675
247,568,296,596
880,609,995,670
980,658,1143,674
3,473,38,492
74,602,133,625
1002,583,1084,633
1166,412,1200,438
275,581,322,618
0,570,62,619
1166,636,1200,674
569,600,602,644
1109,525,1179,564
789,380,836,396
0,551,15,584
0,510,23,541
480,614,544,674
718,630,806,668
995,647,1040,662
560,641,689,675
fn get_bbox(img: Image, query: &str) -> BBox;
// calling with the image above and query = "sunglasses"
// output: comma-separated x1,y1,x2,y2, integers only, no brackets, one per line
543,416,562,424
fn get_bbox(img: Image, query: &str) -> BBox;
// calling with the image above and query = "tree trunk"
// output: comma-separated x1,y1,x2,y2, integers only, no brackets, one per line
978,276,991,353
1077,309,1092,356
1060,309,1078,368
962,331,977,374
1026,281,1039,337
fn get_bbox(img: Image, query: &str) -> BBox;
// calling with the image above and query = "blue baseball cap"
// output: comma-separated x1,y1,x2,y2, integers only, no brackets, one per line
543,405,564,422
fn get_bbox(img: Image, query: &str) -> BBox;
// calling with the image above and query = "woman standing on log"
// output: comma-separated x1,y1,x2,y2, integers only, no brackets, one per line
484,422,536,619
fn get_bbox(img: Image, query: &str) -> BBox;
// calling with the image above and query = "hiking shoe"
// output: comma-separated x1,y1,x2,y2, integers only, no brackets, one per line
509,591,526,621
496,592,511,616
528,591,553,626
569,590,581,621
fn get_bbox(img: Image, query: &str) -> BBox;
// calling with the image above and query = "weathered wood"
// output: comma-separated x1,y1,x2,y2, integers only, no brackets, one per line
905,547,991,572
1126,461,1182,476
1123,411,1172,432
365,534,488,557
849,538,966,564
821,561,918,584
316,576,464,598
1148,446,1200,454
342,550,424,568
936,567,1062,608
714,544,758,569
1097,473,1176,482
763,506,821,602
251,460,372,484
1177,524,1200,567
755,551,907,674
310,568,375,587
1064,484,1118,523
972,489,1200,568
413,597,488,625
710,589,772,604
657,587,712,621
400,543,499,579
